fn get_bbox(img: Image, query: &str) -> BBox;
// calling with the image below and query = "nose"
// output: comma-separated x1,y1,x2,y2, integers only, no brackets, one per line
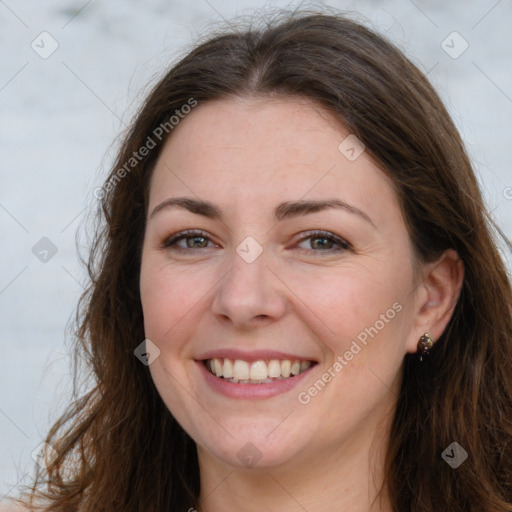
210,245,287,329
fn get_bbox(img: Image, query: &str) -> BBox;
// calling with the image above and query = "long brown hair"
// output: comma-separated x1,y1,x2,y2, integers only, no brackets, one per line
15,8,512,512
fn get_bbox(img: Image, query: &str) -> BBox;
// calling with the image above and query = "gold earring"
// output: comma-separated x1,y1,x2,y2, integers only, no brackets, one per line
417,333,433,362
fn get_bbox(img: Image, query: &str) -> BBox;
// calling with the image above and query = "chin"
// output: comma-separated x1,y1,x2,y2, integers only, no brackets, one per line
194,421,308,470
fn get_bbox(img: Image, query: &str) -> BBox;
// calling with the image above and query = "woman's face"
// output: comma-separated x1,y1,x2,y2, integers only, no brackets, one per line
140,96,424,470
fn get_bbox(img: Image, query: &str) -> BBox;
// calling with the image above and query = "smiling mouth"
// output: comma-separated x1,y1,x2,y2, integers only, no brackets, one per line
203,358,317,384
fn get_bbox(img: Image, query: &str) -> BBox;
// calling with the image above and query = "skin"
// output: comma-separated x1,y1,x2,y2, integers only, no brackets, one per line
139,95,464,512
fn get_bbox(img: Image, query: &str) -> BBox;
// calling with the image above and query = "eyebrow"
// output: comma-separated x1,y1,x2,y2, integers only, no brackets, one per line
149,197,375,227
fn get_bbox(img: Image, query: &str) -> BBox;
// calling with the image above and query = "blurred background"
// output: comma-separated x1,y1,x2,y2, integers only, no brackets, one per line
1,0,511,501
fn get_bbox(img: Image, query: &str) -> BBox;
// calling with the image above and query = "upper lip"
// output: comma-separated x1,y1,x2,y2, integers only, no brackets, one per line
196,349,318,363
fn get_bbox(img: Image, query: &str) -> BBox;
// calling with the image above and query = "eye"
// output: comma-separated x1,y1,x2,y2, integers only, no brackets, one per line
162,230,217,251
295,230,350,254
161,229,350,254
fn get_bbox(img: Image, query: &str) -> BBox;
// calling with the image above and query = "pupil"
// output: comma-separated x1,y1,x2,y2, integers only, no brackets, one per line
313,237,331,249
188,237,206,248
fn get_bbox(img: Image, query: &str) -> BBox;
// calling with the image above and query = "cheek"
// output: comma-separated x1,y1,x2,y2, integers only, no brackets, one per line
139,256,193,339
291,264,408,341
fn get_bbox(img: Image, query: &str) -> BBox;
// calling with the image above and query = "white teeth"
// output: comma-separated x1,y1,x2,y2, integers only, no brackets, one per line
300,361,312,372
214,358,223,377
268,360,281,378
206,357,314,382
233,360,250,380
222,358,234,378
281,360,291,378
250,361,268,380
291,360,301,375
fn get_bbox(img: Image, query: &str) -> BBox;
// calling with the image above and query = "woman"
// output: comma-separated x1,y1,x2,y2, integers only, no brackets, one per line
8,8,512,512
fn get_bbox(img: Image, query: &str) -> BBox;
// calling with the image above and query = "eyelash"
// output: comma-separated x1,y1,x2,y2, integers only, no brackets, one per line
161,229,350,254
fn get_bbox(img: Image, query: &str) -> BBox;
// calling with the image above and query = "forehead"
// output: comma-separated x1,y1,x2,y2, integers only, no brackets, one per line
149,96,398,224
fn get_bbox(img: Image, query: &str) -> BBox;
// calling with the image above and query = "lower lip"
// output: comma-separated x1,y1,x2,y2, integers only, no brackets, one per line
196,360,316,399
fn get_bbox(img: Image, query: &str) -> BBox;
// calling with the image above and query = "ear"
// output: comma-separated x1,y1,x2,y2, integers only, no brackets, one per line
405,249,464,354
